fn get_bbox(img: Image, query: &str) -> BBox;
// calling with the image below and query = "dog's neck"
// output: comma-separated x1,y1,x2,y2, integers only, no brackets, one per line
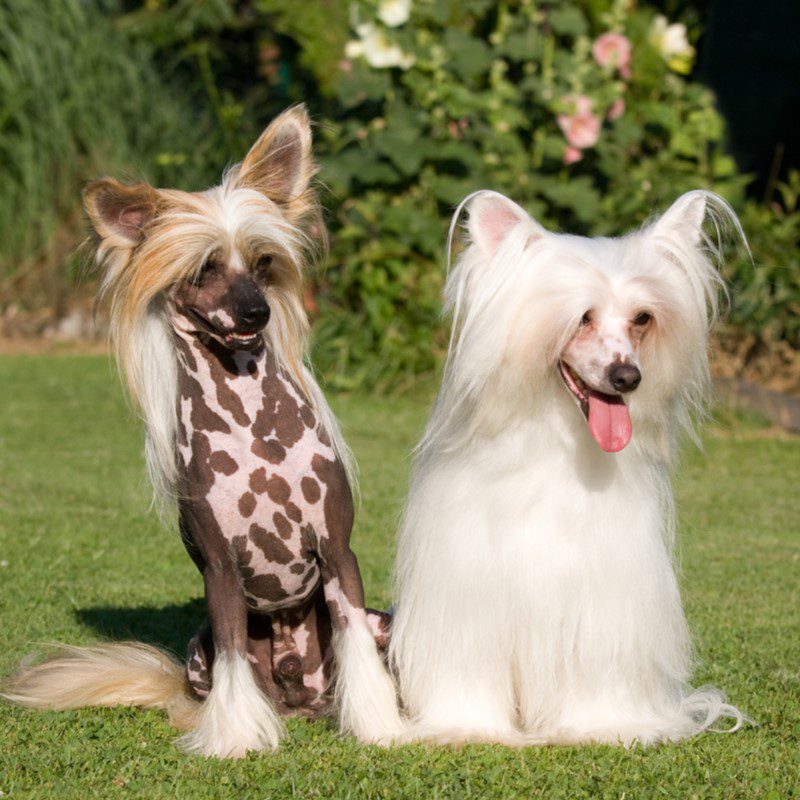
171,324,324,467
174,323,269,393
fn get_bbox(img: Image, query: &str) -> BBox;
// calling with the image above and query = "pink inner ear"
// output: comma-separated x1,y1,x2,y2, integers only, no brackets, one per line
478,199,522,253
117,207,146,235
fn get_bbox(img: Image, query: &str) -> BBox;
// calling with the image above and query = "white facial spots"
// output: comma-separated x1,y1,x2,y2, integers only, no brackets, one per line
208,308,235,328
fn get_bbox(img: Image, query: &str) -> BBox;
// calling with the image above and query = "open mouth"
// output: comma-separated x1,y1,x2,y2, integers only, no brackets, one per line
222,331,262,348
186,308,264,350
558,361,632,453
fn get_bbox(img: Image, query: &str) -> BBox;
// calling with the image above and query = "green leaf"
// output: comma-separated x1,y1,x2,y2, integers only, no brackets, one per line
547,5,588,37
442,29,492,81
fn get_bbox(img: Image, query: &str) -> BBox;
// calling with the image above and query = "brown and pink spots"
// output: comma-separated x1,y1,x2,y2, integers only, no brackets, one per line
238,491,257,517
301,476,321,504
209,451,238,475
173,328,365,716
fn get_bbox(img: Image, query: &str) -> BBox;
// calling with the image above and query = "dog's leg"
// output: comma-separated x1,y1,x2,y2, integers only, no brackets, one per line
318,547,405,744
177,518,285,758
389,550,521,745
365,608,391,653
186,622,213,699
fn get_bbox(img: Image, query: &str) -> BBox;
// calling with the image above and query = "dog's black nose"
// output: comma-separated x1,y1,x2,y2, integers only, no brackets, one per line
609,363,641,393
240,303,270,330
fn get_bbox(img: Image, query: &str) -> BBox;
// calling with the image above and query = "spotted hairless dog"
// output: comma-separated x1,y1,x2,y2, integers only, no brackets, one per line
171,312,390,716
2,106,403,757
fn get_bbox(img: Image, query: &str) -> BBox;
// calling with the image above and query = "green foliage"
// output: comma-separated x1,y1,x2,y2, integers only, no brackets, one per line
725,173,800,349
311,0,757,387
1,0,797,388
0,0,214,309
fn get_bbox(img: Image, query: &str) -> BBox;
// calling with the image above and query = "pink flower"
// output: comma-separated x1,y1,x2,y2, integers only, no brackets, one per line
607,98,626,120
563,146,583,165
593,32,632,79
557,95,601,150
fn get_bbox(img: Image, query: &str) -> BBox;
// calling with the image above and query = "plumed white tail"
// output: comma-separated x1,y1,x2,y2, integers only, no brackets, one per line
1,643,199,731
3,644,287,758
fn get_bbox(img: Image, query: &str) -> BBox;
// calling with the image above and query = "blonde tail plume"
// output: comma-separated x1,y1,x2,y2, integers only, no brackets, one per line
1,643,200,731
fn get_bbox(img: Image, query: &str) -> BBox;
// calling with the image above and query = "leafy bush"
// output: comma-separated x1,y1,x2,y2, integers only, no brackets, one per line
721,172,800,364
1,0,796,391
312,0,753,388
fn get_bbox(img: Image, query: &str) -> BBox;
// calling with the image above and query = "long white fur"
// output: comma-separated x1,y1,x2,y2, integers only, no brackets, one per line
389,190,747,746
333,621,405,744
177,651,285,758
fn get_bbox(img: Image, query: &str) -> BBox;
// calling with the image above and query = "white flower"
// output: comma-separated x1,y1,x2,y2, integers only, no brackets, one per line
345,23,415,69
378,0,411,28
649,15,695,74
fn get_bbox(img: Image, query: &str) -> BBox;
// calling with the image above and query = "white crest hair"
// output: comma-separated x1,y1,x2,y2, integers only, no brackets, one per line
389,189,748,747
419,189,745,462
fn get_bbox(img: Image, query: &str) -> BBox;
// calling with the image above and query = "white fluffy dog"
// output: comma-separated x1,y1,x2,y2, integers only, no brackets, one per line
389,189,747,746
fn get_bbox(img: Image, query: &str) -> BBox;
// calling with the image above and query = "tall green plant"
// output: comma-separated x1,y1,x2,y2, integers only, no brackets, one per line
0,0,212,311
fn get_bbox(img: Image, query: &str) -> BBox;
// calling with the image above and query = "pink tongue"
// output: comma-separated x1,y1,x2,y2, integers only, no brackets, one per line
587,391,632,452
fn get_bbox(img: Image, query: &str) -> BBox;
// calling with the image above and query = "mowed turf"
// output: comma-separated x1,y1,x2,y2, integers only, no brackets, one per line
0,355,797,799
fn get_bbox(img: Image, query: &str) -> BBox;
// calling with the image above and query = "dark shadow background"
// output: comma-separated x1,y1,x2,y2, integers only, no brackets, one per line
76,599,206,658
691,0,800,202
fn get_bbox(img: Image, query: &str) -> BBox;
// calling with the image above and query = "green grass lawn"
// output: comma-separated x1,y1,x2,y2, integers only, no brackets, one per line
0,355,798,799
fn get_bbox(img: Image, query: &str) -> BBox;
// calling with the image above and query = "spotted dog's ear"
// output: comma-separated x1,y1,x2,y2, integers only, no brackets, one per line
83,178,161,247
236,105,315,212
467,191,541,257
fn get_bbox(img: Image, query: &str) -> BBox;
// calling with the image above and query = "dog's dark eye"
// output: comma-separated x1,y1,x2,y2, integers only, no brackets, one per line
634,312,652,326
192,259,217,285
580,311,592,326
255,255,273,276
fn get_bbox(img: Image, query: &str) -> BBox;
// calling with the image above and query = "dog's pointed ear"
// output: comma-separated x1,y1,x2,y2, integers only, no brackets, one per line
467,192,539,256
236,104,314,207
651,191,707,246
84,178,161,247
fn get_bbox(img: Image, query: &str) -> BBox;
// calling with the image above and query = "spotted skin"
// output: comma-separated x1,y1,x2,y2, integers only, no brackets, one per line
174,322,387,715
561,309,648,395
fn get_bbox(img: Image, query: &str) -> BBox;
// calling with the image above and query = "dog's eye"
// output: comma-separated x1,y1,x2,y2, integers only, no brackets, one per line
634,312,652,326
580,311,592,326
255,255,273,276
192,259,216,285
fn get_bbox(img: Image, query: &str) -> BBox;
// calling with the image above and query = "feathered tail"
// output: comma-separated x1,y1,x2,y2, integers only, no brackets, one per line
2,643,200,731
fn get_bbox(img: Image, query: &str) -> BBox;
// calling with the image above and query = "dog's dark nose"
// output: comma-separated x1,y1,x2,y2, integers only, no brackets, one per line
609,363,641,393
239,302,270,330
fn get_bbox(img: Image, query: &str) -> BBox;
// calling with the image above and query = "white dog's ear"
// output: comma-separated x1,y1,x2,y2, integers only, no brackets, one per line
652,191,708,246
236,104,314,207
468,192,538,256
84,178,161,247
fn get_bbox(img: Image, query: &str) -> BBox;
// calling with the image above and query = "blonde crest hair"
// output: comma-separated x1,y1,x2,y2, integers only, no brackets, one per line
85,106,354,517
